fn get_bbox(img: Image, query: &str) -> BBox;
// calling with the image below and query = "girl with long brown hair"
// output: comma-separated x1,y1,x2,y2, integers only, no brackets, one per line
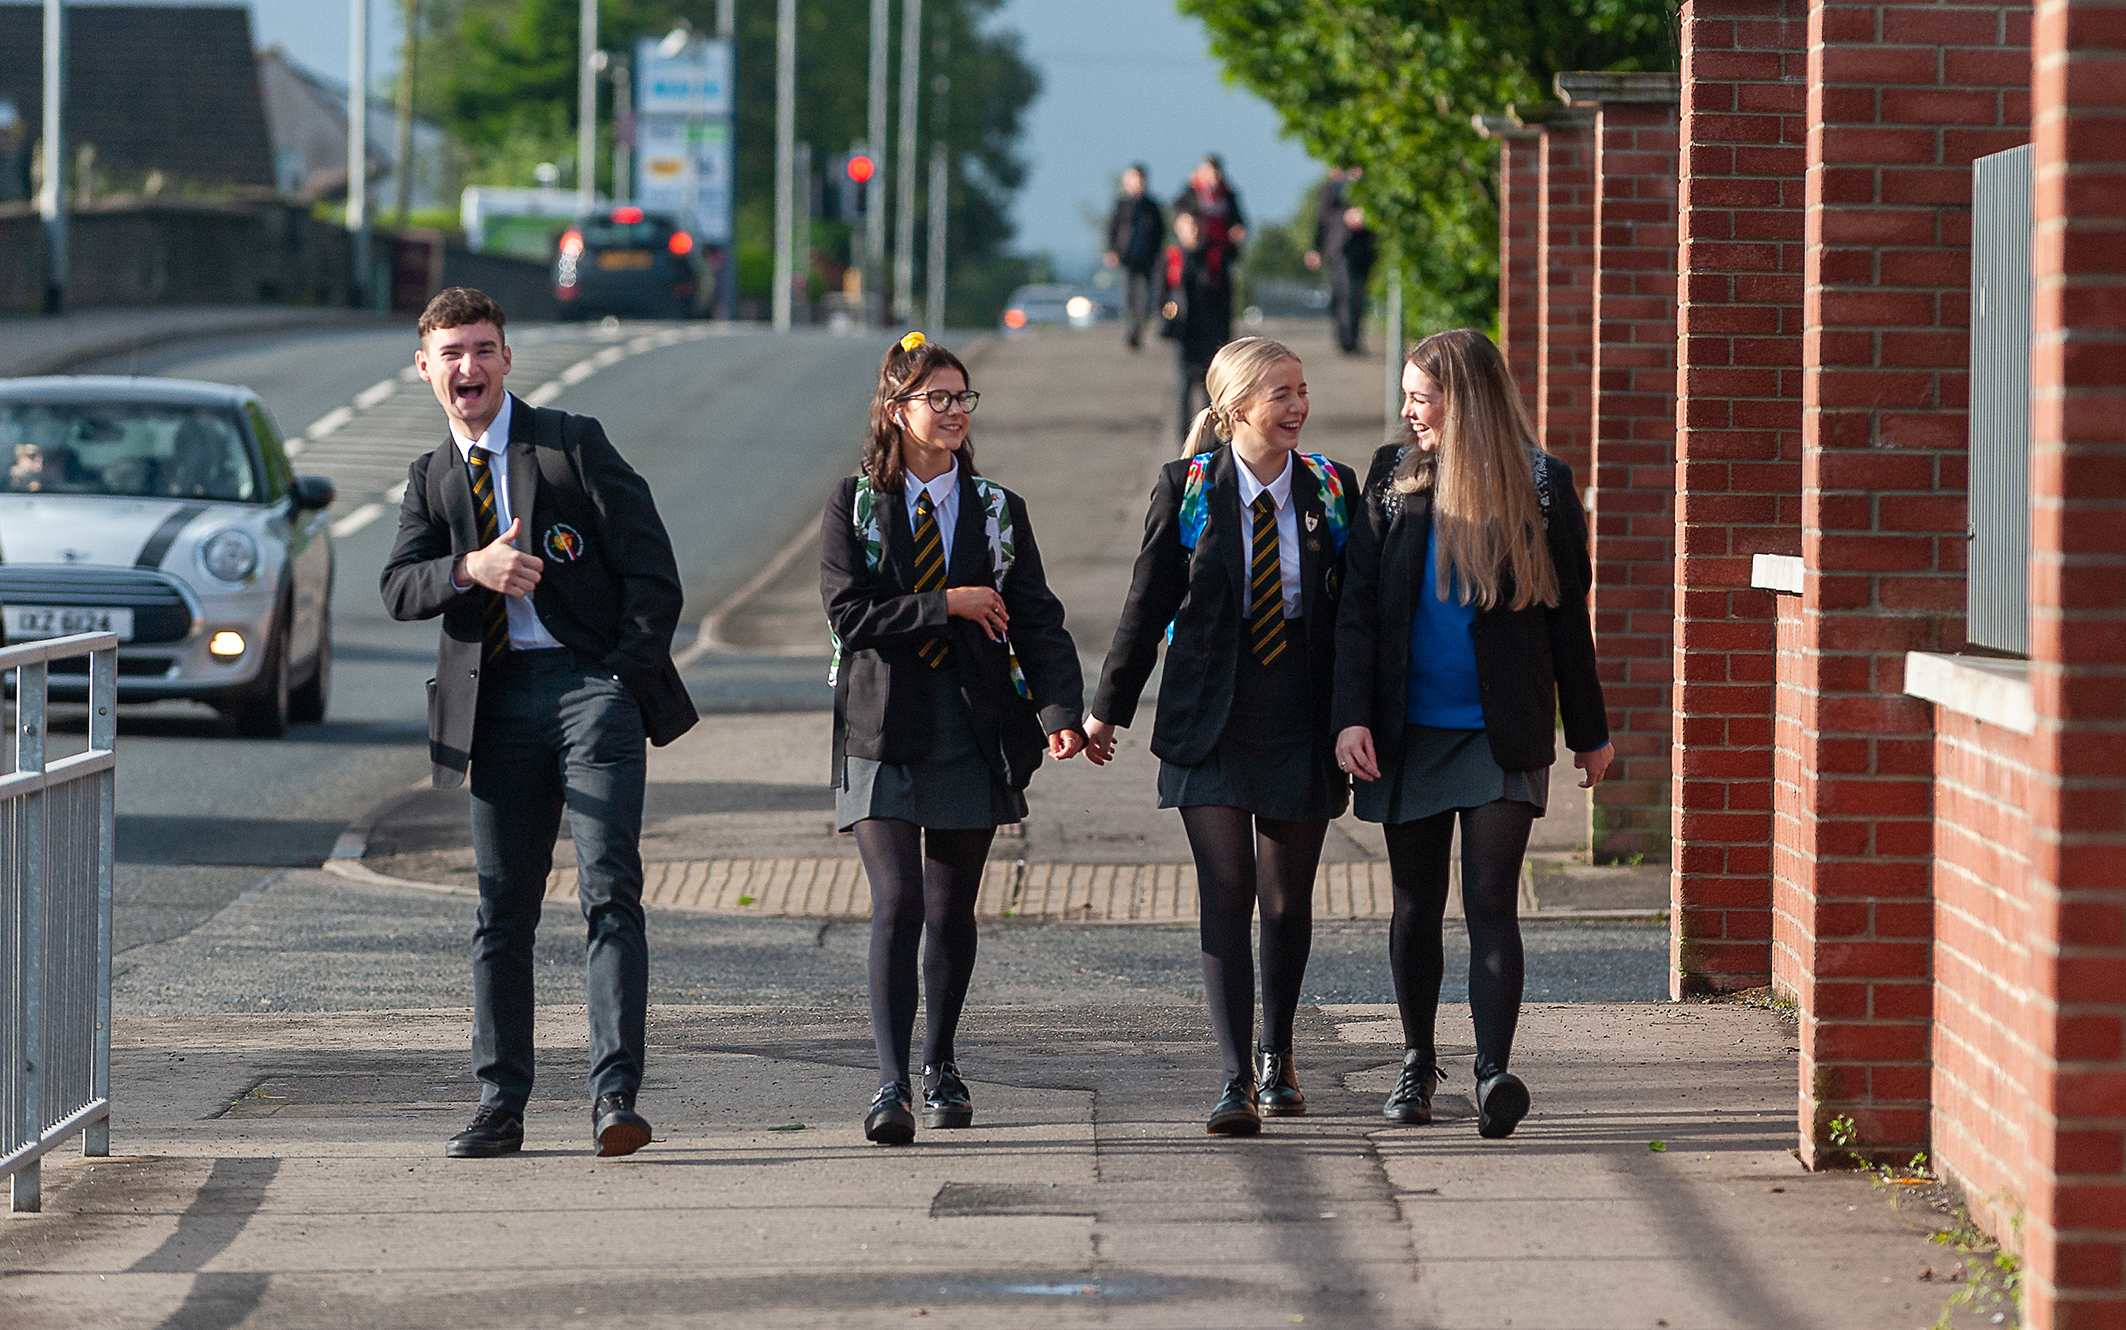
1331,328,1613,1139
820,334,1086,1145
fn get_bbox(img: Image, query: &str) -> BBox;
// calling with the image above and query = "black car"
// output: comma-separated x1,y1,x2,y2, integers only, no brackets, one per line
554,207,708,320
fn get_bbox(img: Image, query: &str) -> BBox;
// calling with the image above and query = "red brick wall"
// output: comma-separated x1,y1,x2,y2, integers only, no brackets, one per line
1671,0,1809,994
1497,128,1545,415
1772,591,1810,1006
2025,0,2126,1320
1537,110,1598,482
1785,0,2032,1166
1930,706,2040,1255
1589,97,1683,862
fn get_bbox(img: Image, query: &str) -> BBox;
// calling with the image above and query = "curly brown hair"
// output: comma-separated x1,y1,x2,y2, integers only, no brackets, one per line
861,338,977,494
417,287,507,341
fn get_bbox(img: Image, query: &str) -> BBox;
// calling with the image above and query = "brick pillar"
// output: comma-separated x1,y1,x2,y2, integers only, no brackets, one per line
1555,73,1682,864
1477,115,1545,414
1788,0,2031,1168
1533,106,1597,481
1670,0,1808,995
2026,0,2126,1321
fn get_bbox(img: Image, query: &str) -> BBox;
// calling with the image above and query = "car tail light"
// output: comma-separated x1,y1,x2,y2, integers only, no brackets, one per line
1003,308,1028,330
559,229,584,257
612,206,644,224
668,231,694,255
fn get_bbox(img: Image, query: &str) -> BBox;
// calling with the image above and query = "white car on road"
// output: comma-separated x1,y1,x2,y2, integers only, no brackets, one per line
0,376,335,735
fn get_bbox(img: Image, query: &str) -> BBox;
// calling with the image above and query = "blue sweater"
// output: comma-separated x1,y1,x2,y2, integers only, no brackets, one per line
1406,527,1486,730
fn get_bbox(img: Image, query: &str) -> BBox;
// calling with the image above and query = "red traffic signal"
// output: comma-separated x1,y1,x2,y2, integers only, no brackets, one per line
845,154,876,184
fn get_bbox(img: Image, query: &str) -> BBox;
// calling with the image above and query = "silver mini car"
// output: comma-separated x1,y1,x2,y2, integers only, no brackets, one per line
0,376,335,736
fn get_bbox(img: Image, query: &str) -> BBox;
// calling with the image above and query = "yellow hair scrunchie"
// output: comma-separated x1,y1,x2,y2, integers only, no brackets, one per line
898,331,927,353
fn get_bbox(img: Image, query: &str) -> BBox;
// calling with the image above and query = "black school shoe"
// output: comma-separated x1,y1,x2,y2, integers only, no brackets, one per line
866,1081,916,1145
593,1091,653,1157
922,1062,973,1129
1476,1067,1530,1139
1254,1048,1306,1116
445,1104,524,1158
1383,1052,1442,1125
1207,1075,1262,1136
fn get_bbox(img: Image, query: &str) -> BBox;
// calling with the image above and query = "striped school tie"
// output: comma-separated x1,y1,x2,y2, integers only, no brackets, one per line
466,450,510,664
912,490,951,669
1249,492,1288,667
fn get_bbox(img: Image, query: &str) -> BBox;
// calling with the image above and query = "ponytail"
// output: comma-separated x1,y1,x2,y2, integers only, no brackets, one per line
1181,406,1221,455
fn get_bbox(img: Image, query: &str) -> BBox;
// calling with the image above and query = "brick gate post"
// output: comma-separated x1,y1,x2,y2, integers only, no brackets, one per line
1533,107,1598,482
1477,115,1545,415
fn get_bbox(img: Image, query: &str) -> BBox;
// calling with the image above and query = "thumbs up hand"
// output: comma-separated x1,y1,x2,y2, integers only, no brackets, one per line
461,517,544,598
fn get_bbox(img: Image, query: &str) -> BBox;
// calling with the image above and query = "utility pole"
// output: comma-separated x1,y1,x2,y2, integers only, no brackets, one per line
347,0,369,308
576,0,598,212
715,0,735,321
771,0,795,332
38,0,64,314
392,0,418,225
891,0,921,324
864,0,889,327
1383,260,1404,427
924,28,948,333
609,57,630,206
793,140,812,325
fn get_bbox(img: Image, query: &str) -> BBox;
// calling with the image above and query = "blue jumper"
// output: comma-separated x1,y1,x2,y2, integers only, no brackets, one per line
1406,526,1486,730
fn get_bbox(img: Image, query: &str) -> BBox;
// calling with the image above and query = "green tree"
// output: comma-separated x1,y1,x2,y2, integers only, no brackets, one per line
1177,0,1675,331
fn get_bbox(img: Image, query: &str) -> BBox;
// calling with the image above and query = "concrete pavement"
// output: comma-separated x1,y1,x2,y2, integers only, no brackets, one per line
0,307,390,378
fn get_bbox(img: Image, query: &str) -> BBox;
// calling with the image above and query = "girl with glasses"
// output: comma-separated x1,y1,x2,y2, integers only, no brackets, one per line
820,333,1087,1145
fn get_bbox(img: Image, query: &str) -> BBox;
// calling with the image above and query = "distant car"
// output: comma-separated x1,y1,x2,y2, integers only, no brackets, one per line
0,377,336,736
555,206,708,320
999,283,1109,336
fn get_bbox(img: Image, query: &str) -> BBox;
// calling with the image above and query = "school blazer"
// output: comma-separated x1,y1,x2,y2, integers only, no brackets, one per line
1092,446,1358,767
380,395,699,786
820,470,1083,791
1330,442,1609,772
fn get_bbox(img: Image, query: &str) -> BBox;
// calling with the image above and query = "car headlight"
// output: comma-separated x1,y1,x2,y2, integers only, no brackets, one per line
199,529,260,583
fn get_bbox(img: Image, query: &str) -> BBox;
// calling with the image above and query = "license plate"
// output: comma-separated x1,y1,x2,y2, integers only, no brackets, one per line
596,250,654,270
6,606,134,642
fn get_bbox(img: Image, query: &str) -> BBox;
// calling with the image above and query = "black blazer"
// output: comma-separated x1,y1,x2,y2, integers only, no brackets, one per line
820,469,1082,792
1331,442,1609,772
1093,447,1358,767
381,395,699,786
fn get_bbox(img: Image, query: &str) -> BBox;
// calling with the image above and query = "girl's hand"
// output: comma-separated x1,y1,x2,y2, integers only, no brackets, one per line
1574,742,1614,789
1049,728,1086,760
1083,717,1119,766
945,586,1009,640
1335,726,1379,782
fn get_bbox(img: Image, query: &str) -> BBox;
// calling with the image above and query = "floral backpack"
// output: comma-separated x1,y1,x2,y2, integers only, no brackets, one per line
827,476,1030,698
1177,450,1350,554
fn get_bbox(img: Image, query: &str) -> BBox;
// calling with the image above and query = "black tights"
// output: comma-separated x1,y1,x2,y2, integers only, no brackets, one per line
853,818,995,1089
1179,805,1327,1078
1383,799,1536,1077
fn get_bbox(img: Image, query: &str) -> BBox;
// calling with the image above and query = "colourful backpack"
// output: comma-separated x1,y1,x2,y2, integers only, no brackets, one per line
1177,450,1349,554
827,476,1030,698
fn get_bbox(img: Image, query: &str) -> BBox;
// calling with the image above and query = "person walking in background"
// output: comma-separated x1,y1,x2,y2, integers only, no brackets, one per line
821,333,1086,1146
1105,164,1166,351
1331,328,1612,1140
1158,209,1234,446
382,287,698,1161
1329,208,1378,355
1177,154,1246,269
1084,337,1357,1137
1304,166,1360,275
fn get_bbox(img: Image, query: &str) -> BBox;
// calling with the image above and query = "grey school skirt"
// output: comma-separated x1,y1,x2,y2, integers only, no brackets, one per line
1352,723,1550,825
836,663,1028,831
1157,621,1348,823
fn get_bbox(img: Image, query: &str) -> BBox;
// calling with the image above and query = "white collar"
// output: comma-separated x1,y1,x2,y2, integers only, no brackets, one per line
908,459,958,507
1235,450,1293,510
450,393,514,457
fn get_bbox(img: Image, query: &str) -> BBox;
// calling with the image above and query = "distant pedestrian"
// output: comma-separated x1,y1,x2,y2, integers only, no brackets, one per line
1105,164,1166,350
382,286,698,1161
820,332,1086,1146
1331,328,1613,1140
1085,337,1357,1137
1177,154,1246,269
1303,166,1360,275
1158,209,1234,446
1329,208,1378,355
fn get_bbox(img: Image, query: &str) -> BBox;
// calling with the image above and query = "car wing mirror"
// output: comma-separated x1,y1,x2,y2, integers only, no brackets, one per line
292,475,336,511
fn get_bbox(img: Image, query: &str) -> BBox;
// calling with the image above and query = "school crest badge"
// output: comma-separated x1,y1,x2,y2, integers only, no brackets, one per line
543,523,584,563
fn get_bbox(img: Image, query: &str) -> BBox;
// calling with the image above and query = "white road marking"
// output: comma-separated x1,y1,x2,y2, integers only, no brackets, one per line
354,378,399,409
330,503,386,538
387,480,408,503
306,406,355,438
523,381,564,407
284,437,306,457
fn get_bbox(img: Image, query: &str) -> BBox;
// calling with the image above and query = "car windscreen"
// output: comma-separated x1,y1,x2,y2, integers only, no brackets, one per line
579,220,669,248
2,402,259,503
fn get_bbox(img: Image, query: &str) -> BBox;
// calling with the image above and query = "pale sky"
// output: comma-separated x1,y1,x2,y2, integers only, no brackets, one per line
82,0,1321,271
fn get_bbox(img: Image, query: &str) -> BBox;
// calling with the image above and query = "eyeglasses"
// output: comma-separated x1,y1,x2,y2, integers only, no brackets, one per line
893,388,981,414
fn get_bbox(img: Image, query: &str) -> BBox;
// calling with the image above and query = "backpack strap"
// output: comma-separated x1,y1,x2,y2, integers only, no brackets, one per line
1176,452,1215,550
1297,452,1349,553
531,404,584,497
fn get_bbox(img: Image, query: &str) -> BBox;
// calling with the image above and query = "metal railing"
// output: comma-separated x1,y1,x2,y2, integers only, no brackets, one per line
2,632,117,1213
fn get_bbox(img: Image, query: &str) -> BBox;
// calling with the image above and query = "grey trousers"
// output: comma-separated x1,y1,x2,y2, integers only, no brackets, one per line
467,648,649,1113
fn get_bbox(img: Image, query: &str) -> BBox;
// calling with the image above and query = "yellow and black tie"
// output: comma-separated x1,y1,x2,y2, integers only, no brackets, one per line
466,450,510,664
912,490,951,669
1249,493,1287,667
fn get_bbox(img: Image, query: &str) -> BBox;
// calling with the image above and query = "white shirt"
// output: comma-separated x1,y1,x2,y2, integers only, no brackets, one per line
903,460,960,557
449,394,564,650
1235,452,1302,618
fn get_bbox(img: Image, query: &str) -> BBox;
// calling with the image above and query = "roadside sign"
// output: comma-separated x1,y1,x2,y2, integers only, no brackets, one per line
635,37,734,245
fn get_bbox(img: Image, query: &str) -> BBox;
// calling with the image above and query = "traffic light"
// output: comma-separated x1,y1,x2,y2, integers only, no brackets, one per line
827,144,873,223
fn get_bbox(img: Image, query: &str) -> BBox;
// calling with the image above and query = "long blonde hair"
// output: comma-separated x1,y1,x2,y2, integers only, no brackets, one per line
1182,336,1300,454
1393,328,1558,611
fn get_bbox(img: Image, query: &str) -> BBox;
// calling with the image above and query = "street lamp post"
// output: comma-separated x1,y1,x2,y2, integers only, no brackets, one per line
392,0,419,226
347,0,370,308
609,57,631,206
716,0,736,322
864,0,889,327
1383,260,1404,427
925,26,949,334
891,0,921,324
38,0,64,314
771,0,795,333
577,0,598,213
